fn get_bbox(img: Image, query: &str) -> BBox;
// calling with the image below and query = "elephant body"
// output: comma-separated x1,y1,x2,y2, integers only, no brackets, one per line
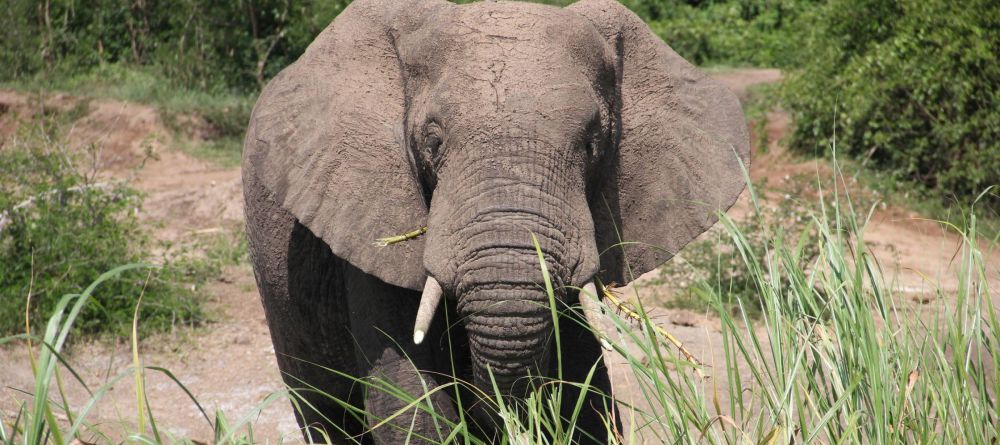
243,0,748,443
245,169,613,442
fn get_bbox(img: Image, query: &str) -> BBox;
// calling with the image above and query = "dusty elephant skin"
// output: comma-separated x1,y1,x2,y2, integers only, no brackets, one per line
242,0,749,443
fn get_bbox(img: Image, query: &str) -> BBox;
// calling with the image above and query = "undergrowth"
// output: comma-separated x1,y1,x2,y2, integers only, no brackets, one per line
0,119,245,340
783,0,1000,209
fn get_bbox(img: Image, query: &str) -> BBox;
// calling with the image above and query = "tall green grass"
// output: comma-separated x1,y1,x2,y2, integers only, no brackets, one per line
609,167,997,443
2,161,996,443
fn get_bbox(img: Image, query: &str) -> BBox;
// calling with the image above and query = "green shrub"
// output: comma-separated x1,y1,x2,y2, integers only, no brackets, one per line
784,0,1000,207
0,0,348,93
0,126,204,338
645,0,820,68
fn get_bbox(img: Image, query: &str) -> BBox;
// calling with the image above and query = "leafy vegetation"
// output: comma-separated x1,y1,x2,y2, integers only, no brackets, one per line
639,0,818,68
0,0,348,93
0,119,251,339
784,0,1000,208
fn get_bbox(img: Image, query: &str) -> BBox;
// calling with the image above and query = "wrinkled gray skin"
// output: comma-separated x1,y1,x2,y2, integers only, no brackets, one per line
242,0,749,443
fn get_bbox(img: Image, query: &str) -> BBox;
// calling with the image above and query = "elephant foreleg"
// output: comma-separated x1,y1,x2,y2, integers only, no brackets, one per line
341,266,459,444
559,307,621,445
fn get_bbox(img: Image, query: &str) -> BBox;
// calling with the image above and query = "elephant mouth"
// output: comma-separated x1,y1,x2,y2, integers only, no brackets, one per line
411,274,601,390
412,276,600,347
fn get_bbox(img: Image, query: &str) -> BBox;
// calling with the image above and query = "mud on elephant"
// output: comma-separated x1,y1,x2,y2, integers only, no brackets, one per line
242,0,748,443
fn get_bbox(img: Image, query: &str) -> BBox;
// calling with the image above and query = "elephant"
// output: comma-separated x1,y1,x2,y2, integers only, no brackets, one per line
242,0,748,443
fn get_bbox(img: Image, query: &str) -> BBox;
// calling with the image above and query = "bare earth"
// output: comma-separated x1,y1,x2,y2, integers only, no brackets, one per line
1,69,997,442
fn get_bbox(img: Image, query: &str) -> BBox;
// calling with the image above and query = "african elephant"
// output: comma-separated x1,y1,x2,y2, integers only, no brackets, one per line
242,0,748,443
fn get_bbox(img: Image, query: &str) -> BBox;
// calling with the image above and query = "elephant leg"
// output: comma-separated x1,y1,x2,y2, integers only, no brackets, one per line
244,173,363,443
340,265,460,445
559,308,622,445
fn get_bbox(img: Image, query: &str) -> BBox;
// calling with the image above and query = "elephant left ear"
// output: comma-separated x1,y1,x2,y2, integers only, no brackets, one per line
569,0,750,284
243,0,445,291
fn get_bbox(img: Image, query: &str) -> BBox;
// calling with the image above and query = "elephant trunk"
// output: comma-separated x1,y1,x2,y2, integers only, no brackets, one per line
459,272,553,395
421,137,598,404
454,222,570,398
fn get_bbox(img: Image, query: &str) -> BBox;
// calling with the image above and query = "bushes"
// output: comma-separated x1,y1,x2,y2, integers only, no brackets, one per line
645,0,820,68
785,0,1000,206
0,126,204,338
0,0,349,93
490,0,821,68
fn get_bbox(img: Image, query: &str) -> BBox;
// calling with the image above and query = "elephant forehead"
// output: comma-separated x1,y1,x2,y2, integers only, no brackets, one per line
398,2,612,83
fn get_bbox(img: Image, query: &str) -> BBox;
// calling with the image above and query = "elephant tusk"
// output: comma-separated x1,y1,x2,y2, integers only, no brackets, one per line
413,277,443,345
579,281,613,351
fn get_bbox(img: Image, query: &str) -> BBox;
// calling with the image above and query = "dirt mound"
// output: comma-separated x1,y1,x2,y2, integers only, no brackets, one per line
0,89,244,244
0,90,169,173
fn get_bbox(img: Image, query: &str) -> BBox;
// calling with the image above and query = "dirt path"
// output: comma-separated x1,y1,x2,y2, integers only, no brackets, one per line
709,68,782,102
2,69,998,442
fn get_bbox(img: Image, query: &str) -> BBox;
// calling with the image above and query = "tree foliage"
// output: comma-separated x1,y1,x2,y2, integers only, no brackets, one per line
0,0,349,93
642,0,819,67
784,0,1000,205
1,0,810,93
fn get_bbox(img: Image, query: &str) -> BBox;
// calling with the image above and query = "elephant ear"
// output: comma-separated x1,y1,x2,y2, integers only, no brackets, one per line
243,0,444,291
569,0,750,284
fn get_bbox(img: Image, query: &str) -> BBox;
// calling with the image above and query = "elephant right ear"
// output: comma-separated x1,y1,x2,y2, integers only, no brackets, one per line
569,0,751,285
243,0,444,291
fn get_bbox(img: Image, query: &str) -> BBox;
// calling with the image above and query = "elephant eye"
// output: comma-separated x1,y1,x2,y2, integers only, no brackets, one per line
426,134,442,153
584,114,605,161
425,123,443,158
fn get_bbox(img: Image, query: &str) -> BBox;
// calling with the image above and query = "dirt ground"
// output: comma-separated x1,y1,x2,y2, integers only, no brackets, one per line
1,69,997,442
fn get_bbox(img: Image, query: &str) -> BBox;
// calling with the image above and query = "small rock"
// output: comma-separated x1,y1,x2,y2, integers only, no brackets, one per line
670,310,700,327
232,334,251,345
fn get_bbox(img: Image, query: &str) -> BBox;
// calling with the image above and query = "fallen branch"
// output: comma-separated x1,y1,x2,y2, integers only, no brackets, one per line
599,284,708,379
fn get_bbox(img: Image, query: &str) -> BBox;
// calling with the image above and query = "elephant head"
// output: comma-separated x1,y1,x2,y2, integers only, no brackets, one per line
244,0,748,405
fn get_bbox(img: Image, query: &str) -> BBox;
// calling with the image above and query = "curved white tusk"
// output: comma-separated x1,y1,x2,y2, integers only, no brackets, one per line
578,281,613,351
413,277,444,345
